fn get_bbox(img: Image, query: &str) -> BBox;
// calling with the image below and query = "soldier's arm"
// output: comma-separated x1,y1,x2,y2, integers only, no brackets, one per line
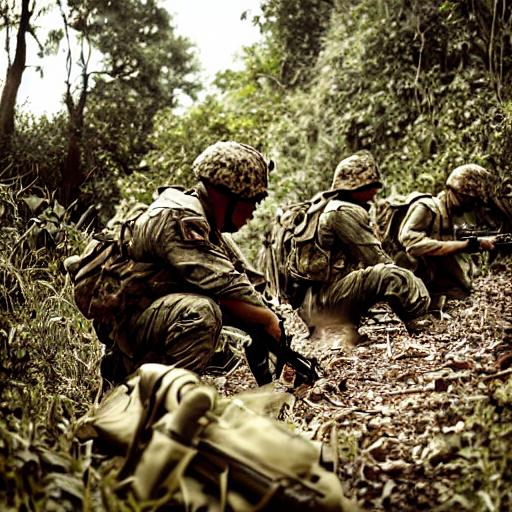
399,203,468,256
219,298,281,340
132,209,266,307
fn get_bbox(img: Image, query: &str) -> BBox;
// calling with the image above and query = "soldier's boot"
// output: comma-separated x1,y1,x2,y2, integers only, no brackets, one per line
404,314,434,335
100,347,129,388
428,294,448,320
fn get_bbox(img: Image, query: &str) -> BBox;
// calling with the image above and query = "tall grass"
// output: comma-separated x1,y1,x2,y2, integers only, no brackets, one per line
0,180,104,510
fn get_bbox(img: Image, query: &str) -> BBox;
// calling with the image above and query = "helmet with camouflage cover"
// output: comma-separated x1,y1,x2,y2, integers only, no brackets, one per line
330,150,382,191
193,141,269,201
446,164,493,202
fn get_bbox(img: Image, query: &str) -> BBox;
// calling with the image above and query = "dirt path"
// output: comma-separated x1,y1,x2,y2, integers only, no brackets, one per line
210,261,512,510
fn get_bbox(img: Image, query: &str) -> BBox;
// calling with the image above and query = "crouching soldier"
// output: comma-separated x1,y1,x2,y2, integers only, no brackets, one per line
66,141,313,386
262,150,431,340
398,164,498,309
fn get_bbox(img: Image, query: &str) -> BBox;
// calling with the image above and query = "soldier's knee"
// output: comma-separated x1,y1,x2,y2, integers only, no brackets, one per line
157,295,222,371
395,266,430,302
156,294,222,329
382,263,423,288
379,264,431,314
189,296,223,328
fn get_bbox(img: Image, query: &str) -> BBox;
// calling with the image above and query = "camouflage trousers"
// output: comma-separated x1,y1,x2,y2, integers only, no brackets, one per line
300,263,430,327
102,293,223,382
102,292,264,384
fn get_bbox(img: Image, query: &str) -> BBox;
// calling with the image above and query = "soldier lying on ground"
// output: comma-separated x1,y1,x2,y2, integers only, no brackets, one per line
66,141,307,386
261,150,431,341
398,164,498,311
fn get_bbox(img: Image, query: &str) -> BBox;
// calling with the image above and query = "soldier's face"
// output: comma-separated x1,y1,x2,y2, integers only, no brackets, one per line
453,191,485,213
228,199,258,232
351,186,380,203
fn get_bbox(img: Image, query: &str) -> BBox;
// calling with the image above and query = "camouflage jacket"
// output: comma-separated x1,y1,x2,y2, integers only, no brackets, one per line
398,191,473,296
127,184,264,308
315,198,392,281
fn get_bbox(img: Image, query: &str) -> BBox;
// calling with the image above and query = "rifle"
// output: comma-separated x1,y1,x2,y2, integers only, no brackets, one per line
242,318,323,387
453,224,512,250
273,318,323,387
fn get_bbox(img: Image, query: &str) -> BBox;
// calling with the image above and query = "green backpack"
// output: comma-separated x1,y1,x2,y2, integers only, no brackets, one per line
76,364,359,511
261,191,339,303
64,205,152,321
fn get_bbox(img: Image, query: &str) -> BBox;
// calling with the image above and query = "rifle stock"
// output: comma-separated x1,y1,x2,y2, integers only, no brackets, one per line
192,440,328,511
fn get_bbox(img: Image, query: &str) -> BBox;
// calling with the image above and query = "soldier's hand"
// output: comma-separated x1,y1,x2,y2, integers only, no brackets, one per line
479,236,496,251
219,299,281,340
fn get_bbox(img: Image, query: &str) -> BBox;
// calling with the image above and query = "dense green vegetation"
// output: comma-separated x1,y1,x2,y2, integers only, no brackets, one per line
1,0,511,510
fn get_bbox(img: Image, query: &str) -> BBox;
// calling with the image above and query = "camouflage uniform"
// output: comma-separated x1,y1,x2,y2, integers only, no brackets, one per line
398,164,494,300
281,151,430,328
98,142,271,381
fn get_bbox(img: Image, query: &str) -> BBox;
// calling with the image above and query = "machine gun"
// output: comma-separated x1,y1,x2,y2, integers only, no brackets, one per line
454,224,512,251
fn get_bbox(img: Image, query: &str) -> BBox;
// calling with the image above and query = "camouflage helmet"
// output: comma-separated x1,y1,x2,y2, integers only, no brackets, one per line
331,150,382,191
193,141,269,200
446,164,493,201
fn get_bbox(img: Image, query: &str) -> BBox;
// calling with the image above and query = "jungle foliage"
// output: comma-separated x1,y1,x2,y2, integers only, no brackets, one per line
122,0,512,257
1,0,512,510
255,0,512,205
1,0,198,217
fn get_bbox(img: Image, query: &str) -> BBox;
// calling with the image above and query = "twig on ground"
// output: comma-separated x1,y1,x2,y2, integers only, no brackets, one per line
482,368,512,382
386,330,393,359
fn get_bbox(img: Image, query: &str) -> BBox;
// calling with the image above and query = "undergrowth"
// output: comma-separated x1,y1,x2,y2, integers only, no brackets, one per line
0,182,104,510
435,379,512,511
1,187,511,510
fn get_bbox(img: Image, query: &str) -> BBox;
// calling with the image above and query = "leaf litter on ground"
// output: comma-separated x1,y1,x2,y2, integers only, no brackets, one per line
207,258,512,511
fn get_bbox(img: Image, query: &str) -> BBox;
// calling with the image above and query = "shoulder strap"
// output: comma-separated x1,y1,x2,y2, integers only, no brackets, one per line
293,191,335,239
400,194,438,236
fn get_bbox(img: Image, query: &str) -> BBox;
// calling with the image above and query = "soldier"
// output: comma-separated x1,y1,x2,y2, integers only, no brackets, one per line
266,150,430,339
398,164,497,307
69,141,289,386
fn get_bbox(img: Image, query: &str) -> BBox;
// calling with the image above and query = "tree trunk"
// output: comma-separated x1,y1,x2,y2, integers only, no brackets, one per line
60,72,88,207
0,0,31,160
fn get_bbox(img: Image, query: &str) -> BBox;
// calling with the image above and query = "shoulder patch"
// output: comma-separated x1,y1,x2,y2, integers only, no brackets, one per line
179,216,211,242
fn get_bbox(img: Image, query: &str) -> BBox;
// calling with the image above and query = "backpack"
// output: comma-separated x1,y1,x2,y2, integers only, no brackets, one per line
261,192,337,302
377,192,433,263
75,363,359,511
65,206,149,321
66,233,129,320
